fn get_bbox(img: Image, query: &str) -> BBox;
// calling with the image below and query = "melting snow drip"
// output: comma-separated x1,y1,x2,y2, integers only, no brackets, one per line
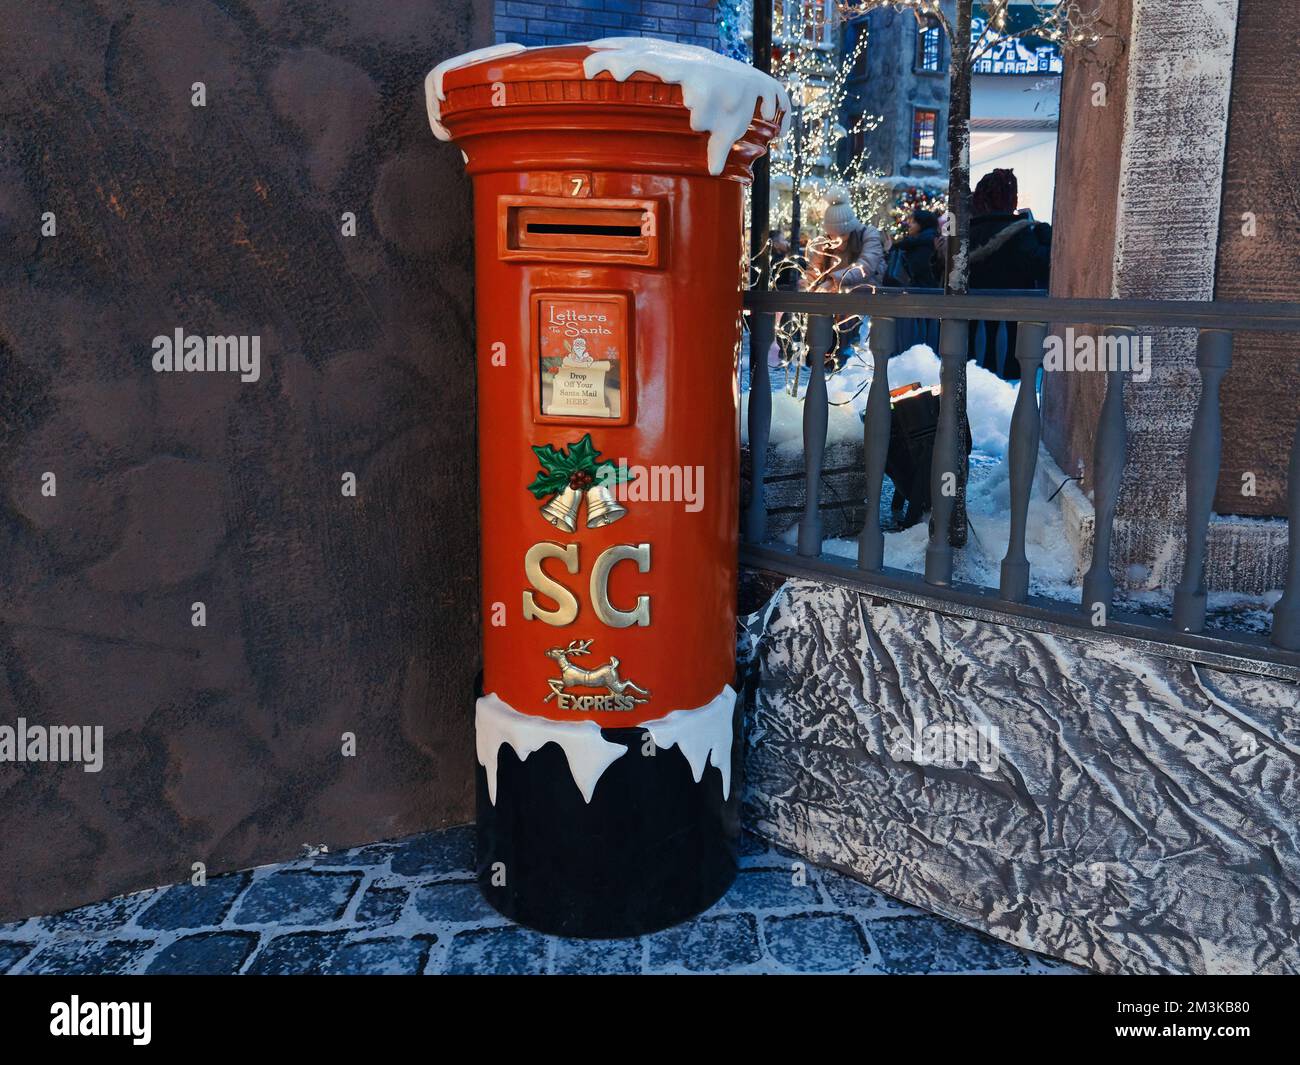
424,42,526,140
641,686,737,799
583,38,790,175
476,693,625,804
476,686,737,805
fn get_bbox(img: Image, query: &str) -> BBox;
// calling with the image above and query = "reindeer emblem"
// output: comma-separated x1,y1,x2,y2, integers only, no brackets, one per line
543,639,650,705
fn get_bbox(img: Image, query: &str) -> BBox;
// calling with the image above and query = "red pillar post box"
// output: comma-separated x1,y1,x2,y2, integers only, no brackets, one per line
427,39,786,937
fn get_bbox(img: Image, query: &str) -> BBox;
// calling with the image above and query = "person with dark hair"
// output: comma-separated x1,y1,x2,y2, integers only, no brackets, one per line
883,208,941,288
967,168,1052,378
969,168,1051,290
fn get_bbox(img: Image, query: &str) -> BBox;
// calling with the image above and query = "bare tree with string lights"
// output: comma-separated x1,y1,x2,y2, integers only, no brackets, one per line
768,9,884,254
759,2,889,398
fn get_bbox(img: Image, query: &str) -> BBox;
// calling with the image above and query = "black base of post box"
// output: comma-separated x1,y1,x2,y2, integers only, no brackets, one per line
476,709,741,939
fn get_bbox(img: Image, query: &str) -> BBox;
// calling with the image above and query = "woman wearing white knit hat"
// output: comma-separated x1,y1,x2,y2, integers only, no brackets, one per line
816,185,885,290
812,185,885,366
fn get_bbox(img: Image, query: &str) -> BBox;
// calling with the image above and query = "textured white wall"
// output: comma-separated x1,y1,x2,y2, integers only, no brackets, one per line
1108,0,1244,586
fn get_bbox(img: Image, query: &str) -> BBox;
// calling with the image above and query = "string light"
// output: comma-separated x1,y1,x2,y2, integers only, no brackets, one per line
766,2,887,238
887,186,948,240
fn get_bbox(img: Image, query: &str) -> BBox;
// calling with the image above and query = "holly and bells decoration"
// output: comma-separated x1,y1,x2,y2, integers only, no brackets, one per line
528,433,633,533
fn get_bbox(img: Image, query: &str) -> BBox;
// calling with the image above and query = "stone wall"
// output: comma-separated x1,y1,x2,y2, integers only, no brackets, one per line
0,0,489,922
742,440,867,543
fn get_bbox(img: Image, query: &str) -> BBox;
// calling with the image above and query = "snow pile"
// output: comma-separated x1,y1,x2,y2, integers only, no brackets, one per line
425,43,526,140
745,341,1283,629
877,344,1018,457
812,345,1074,595
809,449,1081,597
741,385,864,454
744,340,1081,597
742,343,1019,460
584,38,790,174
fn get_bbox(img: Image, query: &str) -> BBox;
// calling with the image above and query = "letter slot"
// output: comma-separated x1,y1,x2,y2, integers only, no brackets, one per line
500,197,660,266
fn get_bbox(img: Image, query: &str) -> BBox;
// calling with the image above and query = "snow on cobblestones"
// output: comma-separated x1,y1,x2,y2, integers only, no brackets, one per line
0,825,1081,975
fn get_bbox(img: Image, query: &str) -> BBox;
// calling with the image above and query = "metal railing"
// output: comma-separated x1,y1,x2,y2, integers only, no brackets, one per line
858,287,1048,376
741,289,1300,673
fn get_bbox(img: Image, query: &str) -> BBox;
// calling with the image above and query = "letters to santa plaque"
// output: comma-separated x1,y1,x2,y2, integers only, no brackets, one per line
534,293,628,423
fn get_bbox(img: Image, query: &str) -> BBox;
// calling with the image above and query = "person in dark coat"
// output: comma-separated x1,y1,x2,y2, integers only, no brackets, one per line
967,168,1052,379
883,208,941,288
969,168,1051,290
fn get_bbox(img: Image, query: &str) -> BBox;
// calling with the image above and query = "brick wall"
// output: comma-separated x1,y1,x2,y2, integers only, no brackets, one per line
494,0,720,51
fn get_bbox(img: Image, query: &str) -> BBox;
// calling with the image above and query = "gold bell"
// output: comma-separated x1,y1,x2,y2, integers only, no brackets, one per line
584,484,628,528
540,485,583,533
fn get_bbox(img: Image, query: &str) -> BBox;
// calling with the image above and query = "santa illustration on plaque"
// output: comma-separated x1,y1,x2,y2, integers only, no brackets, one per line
563,337,596,366
539,296,623,419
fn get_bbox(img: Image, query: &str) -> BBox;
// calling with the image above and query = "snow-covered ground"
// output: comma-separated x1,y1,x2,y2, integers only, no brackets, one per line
744,341,1079,598
741,336,1282,635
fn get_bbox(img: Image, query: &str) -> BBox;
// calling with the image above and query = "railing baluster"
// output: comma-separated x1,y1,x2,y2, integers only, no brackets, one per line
1082,326,1132,621
1272,415,1300,650
744,311,775,544
973,319,987,369
925,319,967,586
858,316,895,571
999,321,1047,602
797,314,834,557
1173,329,1232,633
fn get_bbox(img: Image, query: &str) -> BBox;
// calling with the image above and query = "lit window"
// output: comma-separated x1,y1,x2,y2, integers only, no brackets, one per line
912,109,938,160
802,0,828,44
916,18,943,72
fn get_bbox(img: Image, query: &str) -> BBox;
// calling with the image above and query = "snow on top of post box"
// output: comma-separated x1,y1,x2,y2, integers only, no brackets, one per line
424,39,788,175
582,38,790,176
425,42,527,141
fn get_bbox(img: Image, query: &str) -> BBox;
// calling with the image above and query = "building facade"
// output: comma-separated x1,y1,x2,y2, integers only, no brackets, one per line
837,2,1063,220
838,3,954,201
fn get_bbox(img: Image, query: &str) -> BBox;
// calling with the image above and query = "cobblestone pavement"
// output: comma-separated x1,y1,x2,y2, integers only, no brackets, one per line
1,826,1082,975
